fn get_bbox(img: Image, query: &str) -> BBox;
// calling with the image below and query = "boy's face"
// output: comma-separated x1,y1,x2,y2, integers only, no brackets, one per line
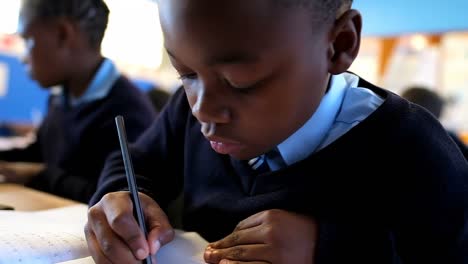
160,0,335,160
19,17,68,89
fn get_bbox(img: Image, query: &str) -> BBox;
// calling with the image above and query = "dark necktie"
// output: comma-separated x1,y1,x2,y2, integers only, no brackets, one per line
248,155,270,174
248,148,284,174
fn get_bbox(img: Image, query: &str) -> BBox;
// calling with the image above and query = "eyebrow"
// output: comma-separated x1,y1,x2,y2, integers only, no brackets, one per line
166,49,259,66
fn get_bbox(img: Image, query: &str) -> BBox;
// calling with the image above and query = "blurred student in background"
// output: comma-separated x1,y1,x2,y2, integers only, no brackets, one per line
401,86,468,159
0,0,156,203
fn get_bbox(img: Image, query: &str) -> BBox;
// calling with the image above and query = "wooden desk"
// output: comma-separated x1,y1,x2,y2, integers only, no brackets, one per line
0,183,79,211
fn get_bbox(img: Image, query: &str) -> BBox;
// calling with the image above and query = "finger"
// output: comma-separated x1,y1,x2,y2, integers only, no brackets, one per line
209,225,264,249
101,192,150,260
140,194,174,255
204,244,272,264
88,205,141,262
235,211,270,231
84,223,112,264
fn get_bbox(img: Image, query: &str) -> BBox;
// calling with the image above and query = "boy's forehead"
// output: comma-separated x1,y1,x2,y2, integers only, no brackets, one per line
159,0,297,49
158,0,313,43
158,0,335,75
159,0,288,23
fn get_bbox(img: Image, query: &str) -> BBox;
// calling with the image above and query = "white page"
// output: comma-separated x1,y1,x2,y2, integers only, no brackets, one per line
58,230,208,264
0,204,90,264
156,230,208,264
0,136,35,152
0,205,208,264
58,257,94,264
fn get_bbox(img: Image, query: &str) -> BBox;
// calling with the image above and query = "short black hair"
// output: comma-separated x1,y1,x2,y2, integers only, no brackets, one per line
401,86,445,119
273,0,353,23
20,0,110,48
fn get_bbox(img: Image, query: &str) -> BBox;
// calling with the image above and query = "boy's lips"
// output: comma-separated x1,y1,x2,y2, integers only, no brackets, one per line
207,137,243,155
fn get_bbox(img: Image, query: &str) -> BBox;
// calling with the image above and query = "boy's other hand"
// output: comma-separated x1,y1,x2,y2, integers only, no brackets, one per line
84,191,174,264
0,161,44,184
204,209,318,264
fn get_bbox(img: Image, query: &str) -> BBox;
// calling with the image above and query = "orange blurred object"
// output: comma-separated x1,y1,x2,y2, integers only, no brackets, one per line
460,132,468,145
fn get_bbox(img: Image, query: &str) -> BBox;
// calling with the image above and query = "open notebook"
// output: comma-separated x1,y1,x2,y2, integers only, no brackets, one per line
0,205,208,264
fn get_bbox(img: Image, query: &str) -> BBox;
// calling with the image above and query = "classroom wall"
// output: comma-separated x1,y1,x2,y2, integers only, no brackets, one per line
0,53,47,123
355,0,468,36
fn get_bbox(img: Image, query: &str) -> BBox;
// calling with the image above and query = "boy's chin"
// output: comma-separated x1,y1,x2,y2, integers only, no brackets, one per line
34,79,59,90
228,151,261,162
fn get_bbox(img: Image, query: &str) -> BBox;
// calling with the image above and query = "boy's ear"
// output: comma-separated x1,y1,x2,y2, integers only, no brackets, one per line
327,9,362,75
54,18,78,49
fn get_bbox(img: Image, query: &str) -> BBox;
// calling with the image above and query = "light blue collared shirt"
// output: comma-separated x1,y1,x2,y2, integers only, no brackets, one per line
66,58,120,107
265,72,384,171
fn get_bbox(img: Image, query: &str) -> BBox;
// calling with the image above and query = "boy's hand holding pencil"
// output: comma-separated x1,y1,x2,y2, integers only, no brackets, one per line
84,116,174,263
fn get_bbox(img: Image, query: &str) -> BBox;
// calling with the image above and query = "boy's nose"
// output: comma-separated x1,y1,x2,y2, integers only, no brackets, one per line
191,89,230,124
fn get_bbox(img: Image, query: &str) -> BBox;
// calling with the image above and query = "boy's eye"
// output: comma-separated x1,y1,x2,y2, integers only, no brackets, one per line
232,84,256,94
178,72,198,81
227,80,259,94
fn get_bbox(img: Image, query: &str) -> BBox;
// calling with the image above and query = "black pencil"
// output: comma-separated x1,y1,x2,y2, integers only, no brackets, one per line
115,115,153,264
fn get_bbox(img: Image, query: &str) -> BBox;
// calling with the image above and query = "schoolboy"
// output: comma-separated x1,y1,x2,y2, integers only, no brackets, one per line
85,0,468,263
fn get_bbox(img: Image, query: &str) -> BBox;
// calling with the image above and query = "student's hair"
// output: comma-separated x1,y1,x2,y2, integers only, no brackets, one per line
20,0,110,49
274,0,353,23
401,86,445,119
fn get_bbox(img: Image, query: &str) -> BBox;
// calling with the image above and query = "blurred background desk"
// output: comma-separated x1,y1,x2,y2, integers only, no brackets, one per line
0,183,79,211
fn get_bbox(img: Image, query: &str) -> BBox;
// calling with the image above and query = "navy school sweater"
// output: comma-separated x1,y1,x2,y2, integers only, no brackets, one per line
91,78,468,264
0,76,157,203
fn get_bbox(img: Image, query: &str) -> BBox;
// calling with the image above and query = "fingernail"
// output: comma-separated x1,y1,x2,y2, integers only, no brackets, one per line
153,239,161,253
136,248,146,260
204,248,213,259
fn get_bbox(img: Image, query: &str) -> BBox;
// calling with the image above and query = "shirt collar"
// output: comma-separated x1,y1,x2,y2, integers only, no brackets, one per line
273,73,348,168
65,58,120,107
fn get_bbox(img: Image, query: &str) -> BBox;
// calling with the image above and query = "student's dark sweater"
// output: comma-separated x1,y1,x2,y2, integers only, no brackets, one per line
0,76,157,203
91,79,468,264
